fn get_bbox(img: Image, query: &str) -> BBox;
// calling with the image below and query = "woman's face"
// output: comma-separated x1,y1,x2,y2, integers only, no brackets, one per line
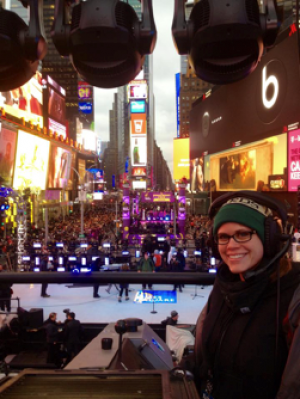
217,222,264,276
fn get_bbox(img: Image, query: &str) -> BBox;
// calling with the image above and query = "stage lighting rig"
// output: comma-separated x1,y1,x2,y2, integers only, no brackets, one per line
51,0,157,88
0,0,47,91
172,0,279,85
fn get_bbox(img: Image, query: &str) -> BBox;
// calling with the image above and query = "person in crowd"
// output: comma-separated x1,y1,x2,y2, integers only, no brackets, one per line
93,284,101,298
63,312,83,363
0,265,12,312
161,310,179,326
153,249,162,272
137,252,155,290
105,283,120,295
43,312,61,366
184,191,300,399
163,236,171,268
118,264,130,302
171,248,185,292
41,283,50,298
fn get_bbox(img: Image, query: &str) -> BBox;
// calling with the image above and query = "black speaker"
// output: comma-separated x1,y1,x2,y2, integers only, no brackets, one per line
172,0,279,85
51,0,156,88
0,0,47,91
28,308,44,329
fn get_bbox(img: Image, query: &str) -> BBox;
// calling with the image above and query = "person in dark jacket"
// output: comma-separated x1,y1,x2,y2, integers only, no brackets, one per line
161,310,179,326
137,252,155,290
44,312,61,366
63,312,83,363
171,248,185,292
0,265,12,312
187,191,300,399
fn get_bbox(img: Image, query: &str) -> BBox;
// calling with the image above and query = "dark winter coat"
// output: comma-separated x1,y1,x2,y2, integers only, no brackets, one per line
193,262,300,399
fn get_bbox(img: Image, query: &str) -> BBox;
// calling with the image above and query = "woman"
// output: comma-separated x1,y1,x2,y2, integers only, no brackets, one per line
192,191,300,399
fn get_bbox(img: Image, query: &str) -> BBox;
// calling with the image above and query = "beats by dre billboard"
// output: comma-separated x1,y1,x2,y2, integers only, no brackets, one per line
190,30,300,159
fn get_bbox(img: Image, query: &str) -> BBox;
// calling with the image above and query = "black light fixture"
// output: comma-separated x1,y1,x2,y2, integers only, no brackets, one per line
51,0,157,88
172,0,279,85
0,0,47,91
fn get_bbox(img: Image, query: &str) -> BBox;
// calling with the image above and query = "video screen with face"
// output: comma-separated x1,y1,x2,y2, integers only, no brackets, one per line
48,145,73,189
0,126,17,186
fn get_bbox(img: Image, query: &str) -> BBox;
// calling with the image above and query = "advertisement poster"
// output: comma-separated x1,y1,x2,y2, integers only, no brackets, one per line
130,113,147,135
48,145,74,189
128,80,148,100
78,159,86,183
0,72,43,128
219,150,256,190
173,138,190,181
13,130,50,190
131,136,147,166
288,129,300,191
0,126,17,186
130,100,146,114
190,157,204,192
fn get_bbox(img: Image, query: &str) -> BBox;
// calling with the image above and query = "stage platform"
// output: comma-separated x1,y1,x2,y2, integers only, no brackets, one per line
7,282,212,325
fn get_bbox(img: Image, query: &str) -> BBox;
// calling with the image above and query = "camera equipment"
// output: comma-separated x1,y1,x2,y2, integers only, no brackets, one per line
51,0,157,88
172,0,279,85
0,0,47,91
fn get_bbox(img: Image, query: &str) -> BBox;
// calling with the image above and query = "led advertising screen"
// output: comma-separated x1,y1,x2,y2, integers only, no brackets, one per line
0,126,17,186
173,138,190,181
48,145,74,189
132,180,147,190
78,158,86,183
288,129,300,191
204,133,287,191
44,75,67,139
13,130,50,190
131,136,147,166
48,88,66,126
0,72,43,128
190,157,204,192
132,167,147,177
219,151,256,190
130,100,146,114
128,80,148,100
130,113,147,135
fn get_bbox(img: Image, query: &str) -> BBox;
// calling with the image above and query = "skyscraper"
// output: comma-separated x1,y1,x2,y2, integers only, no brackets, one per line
42,0,79,141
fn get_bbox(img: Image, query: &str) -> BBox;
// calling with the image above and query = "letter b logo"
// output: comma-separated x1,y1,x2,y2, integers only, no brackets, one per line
262,66,279,109
256,59,287,123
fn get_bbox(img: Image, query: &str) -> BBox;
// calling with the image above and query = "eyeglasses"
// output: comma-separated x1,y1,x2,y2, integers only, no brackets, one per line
215,230,257,245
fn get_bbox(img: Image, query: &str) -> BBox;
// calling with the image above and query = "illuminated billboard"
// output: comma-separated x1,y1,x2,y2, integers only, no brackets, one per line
132,167,147,177
130,113,147,135
173,138,190,181
78,86,92,100
131,136,147,166
0,126,17,186
132,180,147,190
48,145,74,189
78,159,86,183
43,75,67,139
219,151,256,190
128,80,148,100
130,100,146,114
13,130,50,190
288,129,300,191
203,133,287,191
0,72,43,128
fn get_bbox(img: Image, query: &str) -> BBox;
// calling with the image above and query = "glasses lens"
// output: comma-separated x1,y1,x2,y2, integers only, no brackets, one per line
234,231,252,242
216,233,230,245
